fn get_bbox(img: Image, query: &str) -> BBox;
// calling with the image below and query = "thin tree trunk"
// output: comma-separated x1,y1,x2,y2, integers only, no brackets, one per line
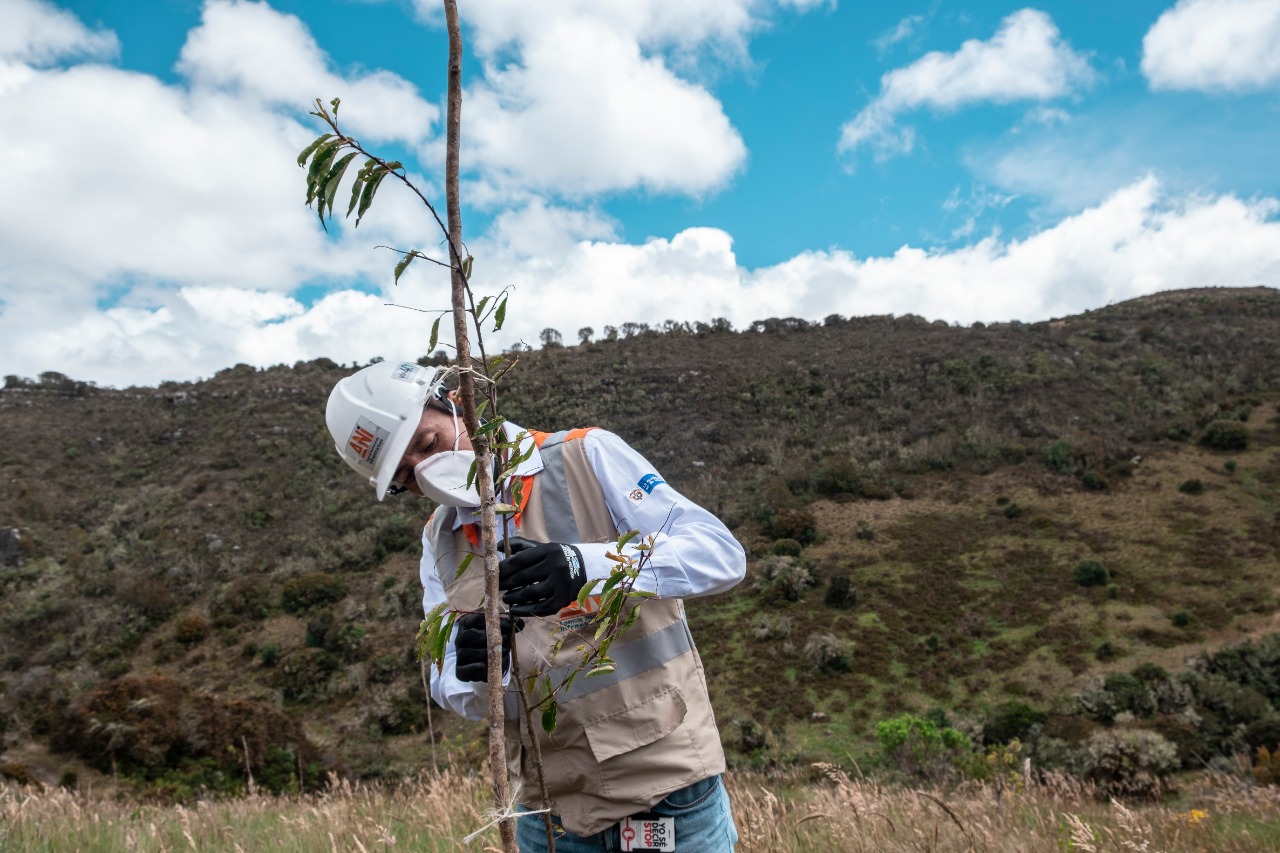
442,2,516,850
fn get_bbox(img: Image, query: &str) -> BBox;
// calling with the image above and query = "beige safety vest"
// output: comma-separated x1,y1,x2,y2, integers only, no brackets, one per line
426,428,726,836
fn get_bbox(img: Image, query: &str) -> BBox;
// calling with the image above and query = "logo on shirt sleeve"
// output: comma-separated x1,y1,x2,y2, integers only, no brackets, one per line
637,473,664,494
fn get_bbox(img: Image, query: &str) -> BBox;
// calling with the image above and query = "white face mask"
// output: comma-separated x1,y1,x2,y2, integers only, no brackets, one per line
413,405,481,507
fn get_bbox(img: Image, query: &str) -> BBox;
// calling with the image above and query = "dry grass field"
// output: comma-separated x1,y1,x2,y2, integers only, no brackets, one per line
4,768,1279,852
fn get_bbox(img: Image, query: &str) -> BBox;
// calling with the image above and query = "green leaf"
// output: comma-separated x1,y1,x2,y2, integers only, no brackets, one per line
354,167,388,227
465,458,478,488
577,578,602,608
494,296,508,330
297,133,333,167
428,315,442,352
394,251,416,285
455,552,475,579
617,530,639,551
475,417,505,438
541,701,558,733
475,295,490,318
384,160,403,172
493,503,518,515
307,138,343,191
345,176,365,218
462,255,474,281
323,152,358,217
587,660,616,677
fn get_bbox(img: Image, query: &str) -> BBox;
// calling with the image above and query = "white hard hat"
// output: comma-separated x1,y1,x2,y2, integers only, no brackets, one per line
326,360,448,500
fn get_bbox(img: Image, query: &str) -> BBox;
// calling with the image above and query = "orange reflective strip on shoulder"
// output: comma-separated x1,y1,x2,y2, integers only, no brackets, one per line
530,430,552,448
564,427,599,442
513,474,536,529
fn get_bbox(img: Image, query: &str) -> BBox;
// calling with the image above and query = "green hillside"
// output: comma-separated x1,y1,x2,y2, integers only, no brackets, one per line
2,286,1278,794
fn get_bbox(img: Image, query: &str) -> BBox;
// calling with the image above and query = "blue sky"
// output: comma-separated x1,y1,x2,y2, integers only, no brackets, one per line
3,0,1279,385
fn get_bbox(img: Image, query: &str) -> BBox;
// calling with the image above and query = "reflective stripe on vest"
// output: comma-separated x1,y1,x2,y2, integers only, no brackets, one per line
531,430,580,542
504,616,695,718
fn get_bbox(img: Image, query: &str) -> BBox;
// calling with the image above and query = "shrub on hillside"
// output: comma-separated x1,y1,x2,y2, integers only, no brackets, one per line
281,573,347,613
277,649,339,703
1243,717,1280,753
771,538,803,557
751,556,817,603
1199,420,1249,451
372,515,420,562
875,713,973,783
1080,728,1178,799
765,508,817,545
1255,745,1280,786
1081,470,1108,491
813,456,861,497
1042,439,1074,474
213,576,274,626
1073,560,1109,587
57,674,324,795
823,574,858,609
173,614,209,646
1178,478,1205,495
305,613,368,663
983,701,1045,747
750,614,792,641
1194,634,1280,704
722,717,781,765
803,633,853,673
119,578,177,627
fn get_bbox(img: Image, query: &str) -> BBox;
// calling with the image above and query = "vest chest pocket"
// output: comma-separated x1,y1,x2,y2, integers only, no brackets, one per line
582,686,700,798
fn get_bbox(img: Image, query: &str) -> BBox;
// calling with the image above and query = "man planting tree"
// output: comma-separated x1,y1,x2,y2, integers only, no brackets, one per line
325,359,745,851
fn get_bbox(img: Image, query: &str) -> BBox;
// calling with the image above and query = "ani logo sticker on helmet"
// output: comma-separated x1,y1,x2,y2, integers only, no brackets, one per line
391,362,419,382
347,416,390,467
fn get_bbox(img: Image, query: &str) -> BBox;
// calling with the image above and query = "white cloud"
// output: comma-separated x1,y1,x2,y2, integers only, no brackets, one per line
461,18,746,198
474,176,1280,349
177,0,437,145
409,0,828,200
6,168,1278,386
0,1,450,386
875,14,925,56
747,177,1280,324
0,0,118,65
383,176,1280,359
840,9,1095,163
1142,0,1280,92
4,2,1277,389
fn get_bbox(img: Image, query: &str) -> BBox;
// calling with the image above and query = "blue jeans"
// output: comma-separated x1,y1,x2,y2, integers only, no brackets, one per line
515,775,737,852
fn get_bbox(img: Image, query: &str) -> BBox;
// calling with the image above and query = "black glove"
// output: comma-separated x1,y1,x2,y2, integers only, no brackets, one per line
499,536,588,618
454,612,519,683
